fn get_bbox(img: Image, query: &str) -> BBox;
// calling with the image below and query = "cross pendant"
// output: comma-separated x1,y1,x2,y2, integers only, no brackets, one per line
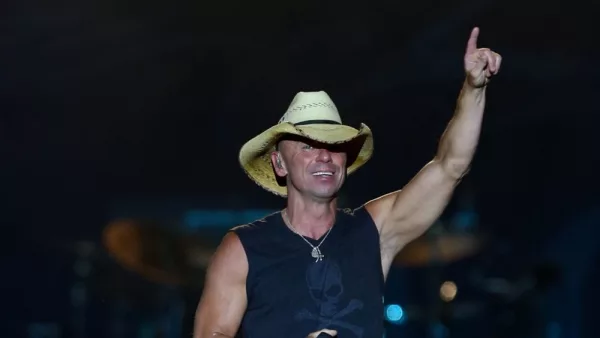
311,247,324,262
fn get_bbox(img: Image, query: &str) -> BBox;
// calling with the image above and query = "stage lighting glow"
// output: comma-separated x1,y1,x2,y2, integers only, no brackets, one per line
440,281,457,302
384,304,404,323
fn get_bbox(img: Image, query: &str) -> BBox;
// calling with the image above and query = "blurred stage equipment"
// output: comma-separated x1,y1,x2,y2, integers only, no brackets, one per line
102,218,221,338
70,241,96,338
392,233,482,267
392,210,485,338
103,219,218,287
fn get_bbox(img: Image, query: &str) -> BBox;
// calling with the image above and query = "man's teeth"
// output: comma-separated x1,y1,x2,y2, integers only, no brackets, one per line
313,171,333,176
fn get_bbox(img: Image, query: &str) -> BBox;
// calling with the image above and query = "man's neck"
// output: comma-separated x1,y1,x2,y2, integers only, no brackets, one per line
285,194,337,239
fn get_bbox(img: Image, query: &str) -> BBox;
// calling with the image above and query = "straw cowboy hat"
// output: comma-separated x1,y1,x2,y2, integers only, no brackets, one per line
239,91,374,197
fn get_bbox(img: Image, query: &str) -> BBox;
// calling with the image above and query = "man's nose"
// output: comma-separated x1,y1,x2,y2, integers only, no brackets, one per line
316,148,332,162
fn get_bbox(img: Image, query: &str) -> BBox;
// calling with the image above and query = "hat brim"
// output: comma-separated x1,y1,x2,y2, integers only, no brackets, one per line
239,122,374,197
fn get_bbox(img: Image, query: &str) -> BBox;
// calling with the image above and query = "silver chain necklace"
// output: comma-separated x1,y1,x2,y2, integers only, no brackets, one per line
282,209,333,263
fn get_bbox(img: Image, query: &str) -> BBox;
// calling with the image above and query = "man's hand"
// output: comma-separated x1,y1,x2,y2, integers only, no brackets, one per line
307,329,338,337
464,27,502,88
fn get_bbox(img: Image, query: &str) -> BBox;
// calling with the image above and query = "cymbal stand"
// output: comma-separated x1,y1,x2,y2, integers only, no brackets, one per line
70,241,95,338
426,222,449,338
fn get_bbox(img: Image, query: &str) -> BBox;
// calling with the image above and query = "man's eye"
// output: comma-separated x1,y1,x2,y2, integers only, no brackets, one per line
302,144,313,150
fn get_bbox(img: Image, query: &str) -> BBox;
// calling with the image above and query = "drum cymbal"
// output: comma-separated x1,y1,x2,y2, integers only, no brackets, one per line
102,219,217,286
393,234,482,267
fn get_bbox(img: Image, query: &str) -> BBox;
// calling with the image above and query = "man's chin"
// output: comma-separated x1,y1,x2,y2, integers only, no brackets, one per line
309,187,341,201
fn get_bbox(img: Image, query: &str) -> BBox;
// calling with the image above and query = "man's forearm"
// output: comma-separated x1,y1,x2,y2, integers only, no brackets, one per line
436,80,486,178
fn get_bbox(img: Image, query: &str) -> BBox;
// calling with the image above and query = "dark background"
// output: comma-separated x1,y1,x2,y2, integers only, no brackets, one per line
2,0,599,337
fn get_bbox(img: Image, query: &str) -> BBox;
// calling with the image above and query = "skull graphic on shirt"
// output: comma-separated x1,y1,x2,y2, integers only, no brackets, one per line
295,260,365,337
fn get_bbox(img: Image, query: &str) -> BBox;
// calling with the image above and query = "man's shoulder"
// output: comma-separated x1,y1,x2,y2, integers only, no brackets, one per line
230,210,281,234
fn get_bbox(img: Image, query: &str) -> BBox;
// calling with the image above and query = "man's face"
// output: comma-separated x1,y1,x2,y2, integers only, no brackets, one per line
272,138,347,200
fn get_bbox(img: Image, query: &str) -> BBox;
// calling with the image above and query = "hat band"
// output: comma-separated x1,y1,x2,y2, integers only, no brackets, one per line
292,119,341,126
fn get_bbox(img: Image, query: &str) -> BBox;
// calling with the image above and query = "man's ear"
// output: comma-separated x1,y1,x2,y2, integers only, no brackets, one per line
271,151,287,177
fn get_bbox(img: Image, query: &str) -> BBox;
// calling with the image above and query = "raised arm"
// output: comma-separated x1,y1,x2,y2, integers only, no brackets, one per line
366,27,502,271
194,232,248,338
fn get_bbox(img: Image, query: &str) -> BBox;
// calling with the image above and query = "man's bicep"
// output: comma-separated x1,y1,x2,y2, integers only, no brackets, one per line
194,232,248,338
367,160,457,240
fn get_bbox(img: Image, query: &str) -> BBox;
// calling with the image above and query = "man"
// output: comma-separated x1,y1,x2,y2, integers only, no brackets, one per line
194,27,501,338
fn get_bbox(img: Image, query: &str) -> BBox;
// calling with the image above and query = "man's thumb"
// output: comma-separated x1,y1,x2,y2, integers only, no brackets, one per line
316,329,338,337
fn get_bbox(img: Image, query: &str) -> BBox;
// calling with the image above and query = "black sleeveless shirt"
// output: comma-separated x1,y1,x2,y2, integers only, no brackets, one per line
231,206,384,338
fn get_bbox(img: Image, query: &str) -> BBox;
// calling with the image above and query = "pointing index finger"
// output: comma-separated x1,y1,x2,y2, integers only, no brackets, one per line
465,27,480,55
